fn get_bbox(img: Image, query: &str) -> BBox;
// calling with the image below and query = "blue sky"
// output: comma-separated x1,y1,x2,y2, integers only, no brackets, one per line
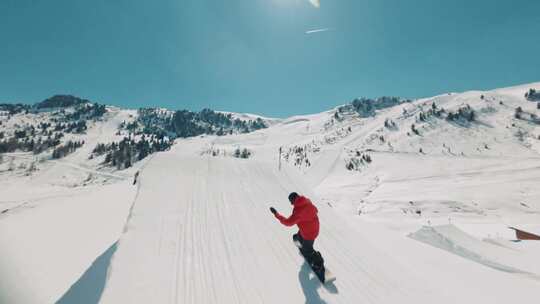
1,0,539,117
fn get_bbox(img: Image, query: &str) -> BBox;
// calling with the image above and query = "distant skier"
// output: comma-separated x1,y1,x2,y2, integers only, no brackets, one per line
270,192,325,272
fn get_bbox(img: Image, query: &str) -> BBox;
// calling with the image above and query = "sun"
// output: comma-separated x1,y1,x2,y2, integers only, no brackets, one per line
309,0,320,8
272,0,320,9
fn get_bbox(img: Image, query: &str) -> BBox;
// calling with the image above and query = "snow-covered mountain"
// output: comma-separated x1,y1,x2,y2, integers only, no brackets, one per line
1,83,540,303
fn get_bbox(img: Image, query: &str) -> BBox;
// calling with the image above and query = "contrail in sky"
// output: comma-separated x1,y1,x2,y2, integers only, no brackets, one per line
305,28,330,34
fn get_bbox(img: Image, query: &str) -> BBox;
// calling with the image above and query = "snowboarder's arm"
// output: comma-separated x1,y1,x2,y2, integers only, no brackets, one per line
275,212,299,226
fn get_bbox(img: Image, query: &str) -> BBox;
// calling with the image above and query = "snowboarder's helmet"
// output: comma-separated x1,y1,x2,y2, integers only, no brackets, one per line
288,192,299,204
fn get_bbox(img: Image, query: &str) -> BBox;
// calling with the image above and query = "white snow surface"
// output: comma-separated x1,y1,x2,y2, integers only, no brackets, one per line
1,82,540,303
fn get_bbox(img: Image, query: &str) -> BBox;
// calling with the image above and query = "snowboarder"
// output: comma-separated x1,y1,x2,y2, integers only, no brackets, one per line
270,192,325,275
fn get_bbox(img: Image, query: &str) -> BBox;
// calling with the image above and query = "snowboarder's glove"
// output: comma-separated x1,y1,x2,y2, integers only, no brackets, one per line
270,207,277,215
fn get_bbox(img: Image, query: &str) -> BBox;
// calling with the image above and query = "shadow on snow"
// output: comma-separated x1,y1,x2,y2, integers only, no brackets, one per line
298,261,338,304
56,242,117,304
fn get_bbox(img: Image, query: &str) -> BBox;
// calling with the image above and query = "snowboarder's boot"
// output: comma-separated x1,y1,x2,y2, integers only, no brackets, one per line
309,251,326,282
310,251,324,271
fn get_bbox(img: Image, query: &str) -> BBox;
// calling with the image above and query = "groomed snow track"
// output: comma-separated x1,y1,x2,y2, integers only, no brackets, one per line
99,145,540,304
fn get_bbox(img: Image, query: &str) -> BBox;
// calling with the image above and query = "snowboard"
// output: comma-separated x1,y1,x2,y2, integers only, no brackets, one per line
294,240,336,284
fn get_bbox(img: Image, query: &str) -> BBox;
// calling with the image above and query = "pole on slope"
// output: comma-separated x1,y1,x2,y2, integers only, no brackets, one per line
278,146,282,171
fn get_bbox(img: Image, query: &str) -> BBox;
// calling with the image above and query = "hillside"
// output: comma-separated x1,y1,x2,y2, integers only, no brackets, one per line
1,82,540,303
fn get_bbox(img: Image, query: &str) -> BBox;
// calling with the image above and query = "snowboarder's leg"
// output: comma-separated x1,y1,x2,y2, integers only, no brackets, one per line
292,234,329,283
300,239,315,260
292,233,302,248
310,251,324,271
293,234,319,265
301,239,326,282
293,233,310,254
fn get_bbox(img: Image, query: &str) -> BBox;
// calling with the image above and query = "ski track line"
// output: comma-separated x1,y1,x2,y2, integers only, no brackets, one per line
0,188,98,219
241,161,288,303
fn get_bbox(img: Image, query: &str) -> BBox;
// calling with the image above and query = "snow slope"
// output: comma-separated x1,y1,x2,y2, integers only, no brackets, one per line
100,82,540,303
99,135,540,304
0,109,140,303
0,181,136,303
1,82,540,303
410,224,540,277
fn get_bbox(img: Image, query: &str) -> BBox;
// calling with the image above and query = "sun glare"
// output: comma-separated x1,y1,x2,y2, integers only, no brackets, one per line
272,0,320,9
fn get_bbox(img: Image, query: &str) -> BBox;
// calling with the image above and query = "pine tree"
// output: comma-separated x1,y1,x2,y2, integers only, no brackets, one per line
515,107,523,119
233,147,241,158
8,158,15,171
105,152,112,164
468,111,475,122
411,124,419,135
241,148,251,159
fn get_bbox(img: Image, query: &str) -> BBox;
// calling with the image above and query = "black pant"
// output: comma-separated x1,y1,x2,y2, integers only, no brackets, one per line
293,233,324,269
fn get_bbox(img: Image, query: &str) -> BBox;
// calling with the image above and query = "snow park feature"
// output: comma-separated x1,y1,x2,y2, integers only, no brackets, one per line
1,82,540,303
509,227,540,241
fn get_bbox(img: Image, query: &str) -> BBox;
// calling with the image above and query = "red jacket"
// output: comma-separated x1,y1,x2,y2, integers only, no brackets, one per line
275,196,319,240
